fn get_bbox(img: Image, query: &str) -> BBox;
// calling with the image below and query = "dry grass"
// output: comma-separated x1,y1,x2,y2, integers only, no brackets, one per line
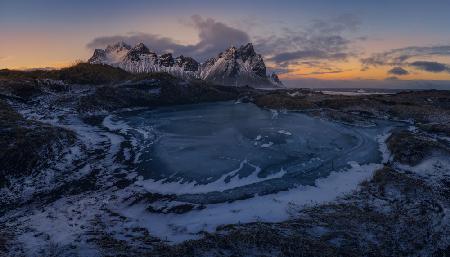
0,63,157,85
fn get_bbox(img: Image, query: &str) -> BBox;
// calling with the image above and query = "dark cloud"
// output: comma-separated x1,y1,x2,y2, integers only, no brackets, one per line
258,33,355,65
297,69,344,75
361,45,450,69
86,15,250,61
385,76,399,81
295,61,323,68
388,67,409,75
410,61,450,73
308,13,361,35
266,67,294,75
283,78,450,90
188,15,250,59
256,14,362,75
270,50,349,63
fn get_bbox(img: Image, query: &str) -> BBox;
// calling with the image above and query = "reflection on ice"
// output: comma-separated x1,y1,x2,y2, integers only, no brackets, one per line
115,102,399,202
105,101,402,242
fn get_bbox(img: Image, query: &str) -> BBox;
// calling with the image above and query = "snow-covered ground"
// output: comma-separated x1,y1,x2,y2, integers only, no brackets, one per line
3,91,448,256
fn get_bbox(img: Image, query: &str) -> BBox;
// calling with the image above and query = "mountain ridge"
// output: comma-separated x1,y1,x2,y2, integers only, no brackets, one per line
88,42,283,87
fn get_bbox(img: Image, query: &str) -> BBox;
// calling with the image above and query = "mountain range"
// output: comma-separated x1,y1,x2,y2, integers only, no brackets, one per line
88,42,283,87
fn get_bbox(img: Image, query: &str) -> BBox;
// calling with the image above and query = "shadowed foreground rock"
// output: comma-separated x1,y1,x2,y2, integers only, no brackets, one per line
0,100,76,188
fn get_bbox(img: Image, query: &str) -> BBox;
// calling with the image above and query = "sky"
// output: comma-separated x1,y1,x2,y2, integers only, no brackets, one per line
2,0,450,87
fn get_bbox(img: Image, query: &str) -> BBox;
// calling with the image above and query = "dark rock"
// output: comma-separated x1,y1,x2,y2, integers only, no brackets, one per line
124,43,152,62
270,72,282,85
237,43,256,62
159,53,174,67
0,79,43,100
88,49,107,64
174,55,199,72
104,41,131,54
166,204,195,214
0,100,76,187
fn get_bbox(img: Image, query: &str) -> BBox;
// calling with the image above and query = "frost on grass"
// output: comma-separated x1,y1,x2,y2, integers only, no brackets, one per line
1,83,450,256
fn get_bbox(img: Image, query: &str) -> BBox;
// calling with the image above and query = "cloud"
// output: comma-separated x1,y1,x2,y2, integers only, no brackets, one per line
270,50,348,63
188,15,250,59
254,14,362,76
283,77,450,90
409,61,450,73
388,67,409,75
0,56,11,61
296,69,345,75
87,33,185,54
385,76,399,80
308,13,361,34
255,15,360,58
361,45,450,68
86,15,250,61
266,66,295,75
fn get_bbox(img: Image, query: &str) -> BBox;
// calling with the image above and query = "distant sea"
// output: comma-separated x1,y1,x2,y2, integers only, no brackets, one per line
315,88,405,96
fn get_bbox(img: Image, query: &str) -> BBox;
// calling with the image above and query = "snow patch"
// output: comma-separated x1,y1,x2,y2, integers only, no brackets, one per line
135,159,286,194
260,142,274,148
277,130,292,136
119,161,381,242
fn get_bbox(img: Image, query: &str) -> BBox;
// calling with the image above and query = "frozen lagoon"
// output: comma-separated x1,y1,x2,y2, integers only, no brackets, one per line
116,102,400,204
100,101,405,241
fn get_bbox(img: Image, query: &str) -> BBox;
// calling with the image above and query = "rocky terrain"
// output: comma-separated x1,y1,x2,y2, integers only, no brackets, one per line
0,64,449,256
88,42,283,88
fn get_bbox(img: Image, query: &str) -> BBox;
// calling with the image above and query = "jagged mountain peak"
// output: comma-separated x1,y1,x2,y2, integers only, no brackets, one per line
159,53,174,67
105,41,132,52
240,42,255,51
237,43,257,59
124,43,153,62
88,49,107,64
175,55,199,72
218,43,259,64
224,45,237,53
94,41,132,63
200,43,269,86
132,43,150,52
88,41,282,87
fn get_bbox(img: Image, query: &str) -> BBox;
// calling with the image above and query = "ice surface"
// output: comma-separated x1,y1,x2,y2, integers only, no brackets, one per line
116,102,400,203
111,102,403,242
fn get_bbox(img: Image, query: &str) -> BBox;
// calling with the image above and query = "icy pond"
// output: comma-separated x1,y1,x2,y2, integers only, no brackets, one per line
115,102,399,201
106,101,402,240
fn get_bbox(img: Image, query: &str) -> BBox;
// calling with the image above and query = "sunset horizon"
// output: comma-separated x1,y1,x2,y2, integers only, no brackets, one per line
2,0,450,86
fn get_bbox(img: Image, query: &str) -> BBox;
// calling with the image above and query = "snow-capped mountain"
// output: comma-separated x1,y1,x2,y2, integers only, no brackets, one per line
199,43,275,87
89,41,131,64
88,42,283,87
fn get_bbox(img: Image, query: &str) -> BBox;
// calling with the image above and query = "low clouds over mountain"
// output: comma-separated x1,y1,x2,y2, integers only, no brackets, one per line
87,15,250,61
